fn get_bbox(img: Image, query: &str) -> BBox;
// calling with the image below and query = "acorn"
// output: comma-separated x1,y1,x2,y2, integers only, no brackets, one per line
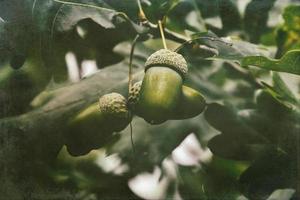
171,85,206,119
137,49,188,124
129,81,206,121
99,92,131,131
65,93,131,156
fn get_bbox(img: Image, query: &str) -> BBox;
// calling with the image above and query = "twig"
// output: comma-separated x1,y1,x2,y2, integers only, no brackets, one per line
130,122,135,154
128,35,140,91
136,0,147,23
158,20,167,49
146,22,188,44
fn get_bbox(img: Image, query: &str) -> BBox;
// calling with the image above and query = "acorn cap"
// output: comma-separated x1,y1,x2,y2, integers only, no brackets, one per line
99,93,129,119
128,81,142,108
145,49,188,77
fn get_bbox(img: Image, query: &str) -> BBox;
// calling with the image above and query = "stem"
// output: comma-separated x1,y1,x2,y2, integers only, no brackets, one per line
158,20,167,49
136,0,147,23
128,35,140,91
128,35,140,155
174,36,232,53
130,122,136,154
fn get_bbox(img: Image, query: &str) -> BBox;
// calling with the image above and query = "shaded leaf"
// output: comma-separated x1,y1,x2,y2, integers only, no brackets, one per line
204,103,267,142
272,72,299,106
178,158,246,199
208,133,270,160
204,103,240,133
108,115,207,173
179,31,271,61
255,89,293,118
0,0,141,73
143,0,181,22
52,1,117,32
217,0,241,32
0,0,34,68
52,147,140,199
244,0,276,43
239,150,297,200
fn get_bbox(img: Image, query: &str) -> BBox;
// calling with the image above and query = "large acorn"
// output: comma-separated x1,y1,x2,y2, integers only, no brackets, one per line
129,81,206,122
65,93,131,156
137,49,188,124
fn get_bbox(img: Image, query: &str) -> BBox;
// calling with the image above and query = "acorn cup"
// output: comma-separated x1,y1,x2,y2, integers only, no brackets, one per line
98,93,132,131
136,49,188,124
65,93,131,156
129,81,206,123
128,81,142,111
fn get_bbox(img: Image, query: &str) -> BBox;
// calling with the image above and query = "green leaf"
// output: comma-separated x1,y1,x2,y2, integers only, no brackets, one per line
241,50,300,75
272,72,299,106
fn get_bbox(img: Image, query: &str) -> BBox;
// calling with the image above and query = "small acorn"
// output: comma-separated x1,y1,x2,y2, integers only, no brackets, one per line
99,92,131,131
137,49,188,124
129,81,206,121
65,92,131,156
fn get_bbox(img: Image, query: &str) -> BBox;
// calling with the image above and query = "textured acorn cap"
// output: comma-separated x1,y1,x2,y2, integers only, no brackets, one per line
145,49,188,77
99,93,129,119
128,81,142,108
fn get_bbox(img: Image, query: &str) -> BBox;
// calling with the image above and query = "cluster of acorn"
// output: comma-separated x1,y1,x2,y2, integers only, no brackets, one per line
65,49,206,156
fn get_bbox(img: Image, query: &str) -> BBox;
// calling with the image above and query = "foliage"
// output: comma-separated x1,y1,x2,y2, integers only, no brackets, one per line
0,0,299,199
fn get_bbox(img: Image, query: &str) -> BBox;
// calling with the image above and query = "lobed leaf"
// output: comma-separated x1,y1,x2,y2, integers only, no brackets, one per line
241,50,300,75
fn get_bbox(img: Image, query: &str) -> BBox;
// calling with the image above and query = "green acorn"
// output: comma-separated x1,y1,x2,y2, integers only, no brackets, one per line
171,85,206,119
65,93,131,156
129,81,206,121
137,49,188,124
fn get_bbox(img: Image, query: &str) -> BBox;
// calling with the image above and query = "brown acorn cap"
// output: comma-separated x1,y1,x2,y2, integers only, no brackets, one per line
145,49,188,78
99,93,129,119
